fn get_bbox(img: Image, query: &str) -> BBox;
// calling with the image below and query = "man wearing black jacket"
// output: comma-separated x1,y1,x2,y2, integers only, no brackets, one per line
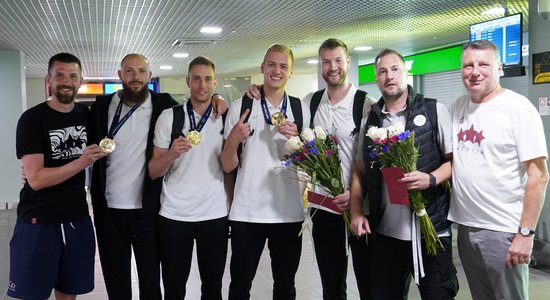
89,53,177,300
350,49,458,299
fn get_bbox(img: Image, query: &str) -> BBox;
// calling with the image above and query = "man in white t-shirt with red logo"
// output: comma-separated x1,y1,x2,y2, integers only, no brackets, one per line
449,39,549,300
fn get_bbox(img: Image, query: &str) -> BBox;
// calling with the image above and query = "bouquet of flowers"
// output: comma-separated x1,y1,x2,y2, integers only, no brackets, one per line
283,126,352,234
366,122,443,255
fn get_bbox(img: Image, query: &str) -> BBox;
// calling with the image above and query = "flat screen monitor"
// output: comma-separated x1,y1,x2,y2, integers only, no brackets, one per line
104,83,154,94
78,83,104,95
469,13,522,66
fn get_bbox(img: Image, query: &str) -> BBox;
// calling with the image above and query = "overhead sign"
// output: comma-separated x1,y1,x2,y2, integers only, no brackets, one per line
359,45,463,84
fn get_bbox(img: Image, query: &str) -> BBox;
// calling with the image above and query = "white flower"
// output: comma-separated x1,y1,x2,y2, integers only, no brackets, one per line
366,126,387,141
285,136,303,152
387,122,405,137
300,128,315,142
314,126,327,140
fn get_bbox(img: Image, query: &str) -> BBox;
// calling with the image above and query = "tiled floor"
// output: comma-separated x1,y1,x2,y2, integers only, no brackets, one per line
1,207,550,299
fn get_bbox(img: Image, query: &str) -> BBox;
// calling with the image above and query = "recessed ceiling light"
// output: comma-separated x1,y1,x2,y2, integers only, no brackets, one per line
223,84,232,88
173,53,189,58
354,46,373,51
200,26,222,34
482,7,505,15
159,65,173,70
307,59,318,64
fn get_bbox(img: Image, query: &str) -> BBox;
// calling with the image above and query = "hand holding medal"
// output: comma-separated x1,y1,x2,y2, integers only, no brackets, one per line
276,120,299,139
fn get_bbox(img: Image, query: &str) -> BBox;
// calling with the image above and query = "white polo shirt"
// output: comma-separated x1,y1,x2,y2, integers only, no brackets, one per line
224,95,310,223
153,101,227,222
105,92,152,209
303,85,372,214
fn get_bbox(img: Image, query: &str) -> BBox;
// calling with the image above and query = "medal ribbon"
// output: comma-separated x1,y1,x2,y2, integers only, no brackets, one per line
107,97,140,139
186,100,213,132
260,87,288,125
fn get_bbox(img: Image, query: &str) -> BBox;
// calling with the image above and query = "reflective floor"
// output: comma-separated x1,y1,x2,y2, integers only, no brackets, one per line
1,208,550,299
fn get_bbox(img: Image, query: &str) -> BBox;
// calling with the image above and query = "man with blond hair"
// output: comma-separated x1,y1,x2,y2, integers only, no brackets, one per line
221,44,310,300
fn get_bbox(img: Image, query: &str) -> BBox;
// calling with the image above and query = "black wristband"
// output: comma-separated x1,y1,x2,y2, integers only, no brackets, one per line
211,93,220,100
428,173,436,188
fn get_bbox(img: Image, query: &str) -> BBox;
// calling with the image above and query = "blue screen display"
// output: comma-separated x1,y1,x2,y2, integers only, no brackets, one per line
104,83,154,94
470,14,522,65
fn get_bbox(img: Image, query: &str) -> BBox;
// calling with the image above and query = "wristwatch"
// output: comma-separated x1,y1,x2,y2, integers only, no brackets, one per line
518,226,535,237
428,173,436,189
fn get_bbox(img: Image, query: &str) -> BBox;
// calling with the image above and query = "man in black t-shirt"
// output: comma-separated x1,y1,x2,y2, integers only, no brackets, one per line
8,53,107,300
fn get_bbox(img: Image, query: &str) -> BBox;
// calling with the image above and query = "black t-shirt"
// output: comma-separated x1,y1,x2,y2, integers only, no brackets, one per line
16,102,90,224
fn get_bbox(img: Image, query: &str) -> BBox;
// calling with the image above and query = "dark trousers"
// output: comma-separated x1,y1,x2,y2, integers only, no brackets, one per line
370,234,458,300
159,215,228,300
93,208,161,300
228,221,302,300
311,209,372,300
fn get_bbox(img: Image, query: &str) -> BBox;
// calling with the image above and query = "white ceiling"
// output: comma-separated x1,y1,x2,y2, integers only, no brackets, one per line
0,0,529,78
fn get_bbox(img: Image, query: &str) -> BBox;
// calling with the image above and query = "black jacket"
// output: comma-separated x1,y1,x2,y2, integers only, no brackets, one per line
89,90,178,214
362,85,451,234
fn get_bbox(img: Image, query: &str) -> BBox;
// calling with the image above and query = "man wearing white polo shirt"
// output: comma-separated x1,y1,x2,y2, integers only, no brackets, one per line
148,56,228,300
221,44,310,300
303,38,376,300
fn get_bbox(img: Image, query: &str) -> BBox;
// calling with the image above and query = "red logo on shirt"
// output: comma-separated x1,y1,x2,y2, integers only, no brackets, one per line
457,125,485,145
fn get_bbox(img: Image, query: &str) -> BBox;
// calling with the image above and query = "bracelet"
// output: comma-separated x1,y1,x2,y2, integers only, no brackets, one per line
428,173,436,188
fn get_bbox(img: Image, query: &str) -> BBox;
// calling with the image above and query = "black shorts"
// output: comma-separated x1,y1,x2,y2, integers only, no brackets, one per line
7,216,95,299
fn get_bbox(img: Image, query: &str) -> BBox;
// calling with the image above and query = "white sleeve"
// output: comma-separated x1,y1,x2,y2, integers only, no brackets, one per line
355,96,378,161
514,98,548,161
300,98,311,129
223,98,243,140
302,92,314,108
436,102,452,155
153,108,175,149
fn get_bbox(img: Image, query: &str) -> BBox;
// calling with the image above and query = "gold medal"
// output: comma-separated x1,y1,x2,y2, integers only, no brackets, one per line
271,112,286,127
187,130,201,146
99,138,116,154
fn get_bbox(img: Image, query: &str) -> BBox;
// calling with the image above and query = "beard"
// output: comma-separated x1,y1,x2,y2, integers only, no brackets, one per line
382,89,405,102
52,85,77,104
120,81,148,104
323,70,347,88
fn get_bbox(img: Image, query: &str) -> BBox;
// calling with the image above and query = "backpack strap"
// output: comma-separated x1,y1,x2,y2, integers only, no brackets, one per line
220,111,228,135
236,96,254,163
309,89,325,128
170,104,185,147
423,97,442,156
351,90,367,136
288,96,303,133
158,92,174,103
